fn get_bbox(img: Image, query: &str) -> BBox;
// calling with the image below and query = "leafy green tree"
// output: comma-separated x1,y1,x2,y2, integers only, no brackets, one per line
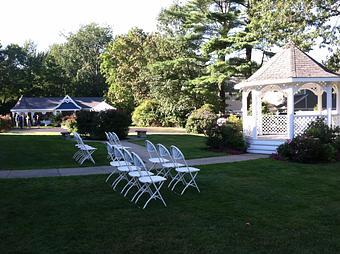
0,43,32,113
159,0,340,113
101,28,148,112
144,35,216,126
325,50,340,73
50,23,113,97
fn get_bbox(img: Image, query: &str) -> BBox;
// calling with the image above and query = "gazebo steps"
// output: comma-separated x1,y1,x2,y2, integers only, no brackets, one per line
246,138,286,155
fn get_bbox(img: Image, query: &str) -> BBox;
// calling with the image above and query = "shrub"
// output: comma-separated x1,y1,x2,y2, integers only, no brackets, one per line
206,116,246,152
95,109,131,139
50,113,63,127
186,104,217,134
278,135,336,163
0,115,12,132
304,117,335,144
132,100,161,127
277,118,340,163
75,110,131,139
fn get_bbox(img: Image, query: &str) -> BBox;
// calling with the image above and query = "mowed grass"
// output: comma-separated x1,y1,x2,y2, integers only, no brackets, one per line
1,159,340,254
129,134,226,159
0,135,108,170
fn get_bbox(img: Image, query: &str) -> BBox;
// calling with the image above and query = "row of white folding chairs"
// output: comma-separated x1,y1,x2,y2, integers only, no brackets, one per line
105,131,130,149
106,144,167,209
73,132,96,165
145,140,200,195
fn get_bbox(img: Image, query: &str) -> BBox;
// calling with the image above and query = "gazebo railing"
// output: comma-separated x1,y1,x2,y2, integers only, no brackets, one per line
294,115,327,135
259,115,287,135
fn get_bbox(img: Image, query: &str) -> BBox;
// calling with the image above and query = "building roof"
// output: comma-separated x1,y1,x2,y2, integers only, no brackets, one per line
235,42,340,89
11,96,106,112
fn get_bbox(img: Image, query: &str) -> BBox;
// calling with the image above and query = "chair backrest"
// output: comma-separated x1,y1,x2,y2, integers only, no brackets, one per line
106,142,115,161
110,132,121,145
157,144,172,161
122,148,133,164
113,146,126,166
131,152,153,178
145,140,159,158
73,132,84,145
170,145,188,167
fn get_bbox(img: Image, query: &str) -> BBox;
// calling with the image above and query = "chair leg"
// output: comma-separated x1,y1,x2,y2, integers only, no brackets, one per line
171,173,185,191
180,173,200,195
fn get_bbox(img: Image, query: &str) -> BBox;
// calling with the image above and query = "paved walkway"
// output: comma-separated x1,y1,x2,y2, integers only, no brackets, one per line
0,150,267,179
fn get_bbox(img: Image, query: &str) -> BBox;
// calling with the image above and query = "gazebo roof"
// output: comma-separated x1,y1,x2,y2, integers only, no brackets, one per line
235,42,340,89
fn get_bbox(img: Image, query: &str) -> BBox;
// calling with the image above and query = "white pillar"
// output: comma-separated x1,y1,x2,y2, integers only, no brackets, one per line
257,94,262,135
242,91,248,135
242,91,248,118
286,87,295,139
317,93,323,112
336,85,340,114
325,86,332,126
251,90,258,139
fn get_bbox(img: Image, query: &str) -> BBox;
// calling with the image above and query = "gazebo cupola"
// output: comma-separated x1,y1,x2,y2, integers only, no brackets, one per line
235,42,340,153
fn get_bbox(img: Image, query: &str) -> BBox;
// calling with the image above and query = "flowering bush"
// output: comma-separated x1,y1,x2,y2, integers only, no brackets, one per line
61,115,77,132
0,115,12,132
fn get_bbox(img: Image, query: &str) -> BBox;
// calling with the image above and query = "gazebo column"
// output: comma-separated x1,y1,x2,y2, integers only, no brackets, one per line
325,85,332,126
242,91,248,134
317,93,323,112
286,87,295,139
336,85,340,115
257,94,262,135
251,90,259,139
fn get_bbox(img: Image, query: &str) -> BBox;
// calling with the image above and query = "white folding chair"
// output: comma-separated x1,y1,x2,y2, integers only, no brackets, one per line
109,132,130,149
72,132,96,165
111,147,133,190
145,140,169,171
168,145,200,195
131,152,167,209
106,145,131,183
157,144,184,178
120,151,154,198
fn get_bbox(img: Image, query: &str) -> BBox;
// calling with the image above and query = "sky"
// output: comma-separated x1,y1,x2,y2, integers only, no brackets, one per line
0,0,174,51
0,0,334,62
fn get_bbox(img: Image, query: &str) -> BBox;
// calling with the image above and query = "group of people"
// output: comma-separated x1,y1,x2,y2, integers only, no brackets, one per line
14,114,40,129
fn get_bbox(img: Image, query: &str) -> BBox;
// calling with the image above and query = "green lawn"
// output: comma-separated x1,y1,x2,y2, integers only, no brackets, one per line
0,135,108,170
129,134,226,159
1,159,340,253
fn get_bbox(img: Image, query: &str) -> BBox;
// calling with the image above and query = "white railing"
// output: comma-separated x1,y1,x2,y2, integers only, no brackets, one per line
294,115,327,135
243,113,340,138
260,115,287,135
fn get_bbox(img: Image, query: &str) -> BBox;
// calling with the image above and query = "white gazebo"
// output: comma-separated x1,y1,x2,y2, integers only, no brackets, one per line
235,43,340,154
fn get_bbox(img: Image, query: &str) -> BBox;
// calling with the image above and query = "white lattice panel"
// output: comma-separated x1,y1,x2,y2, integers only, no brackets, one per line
332,114,340,127
261,115,287,135
294,115,326,135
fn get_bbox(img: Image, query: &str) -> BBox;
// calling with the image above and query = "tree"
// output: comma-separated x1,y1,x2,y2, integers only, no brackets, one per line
158,0,340,113
101,28,148,112
50,23,113,97
325,50,340,73
143,35,216,126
